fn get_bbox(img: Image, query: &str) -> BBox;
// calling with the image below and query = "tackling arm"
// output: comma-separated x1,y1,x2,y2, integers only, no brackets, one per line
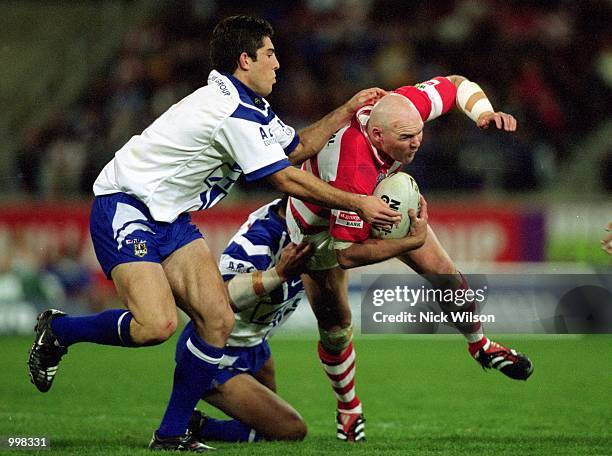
267,166,400,226
287,88,387,166
226,242,313,311
446,75,517,131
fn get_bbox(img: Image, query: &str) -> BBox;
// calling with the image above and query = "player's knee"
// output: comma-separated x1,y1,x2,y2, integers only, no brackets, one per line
422,258,458,290
319,324,353,354
275,412,307,441
143,317,178,344
194,307,235,340
429,258,456,276
213,308,235,338
224,309,235,334
335,250,355,269
288,416,307,441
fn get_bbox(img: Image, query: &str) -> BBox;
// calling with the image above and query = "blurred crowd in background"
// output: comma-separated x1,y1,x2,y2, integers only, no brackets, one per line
14,0,612,199
2,0,611,323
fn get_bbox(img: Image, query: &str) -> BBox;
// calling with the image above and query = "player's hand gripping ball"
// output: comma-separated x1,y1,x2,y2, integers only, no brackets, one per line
371,172,421,239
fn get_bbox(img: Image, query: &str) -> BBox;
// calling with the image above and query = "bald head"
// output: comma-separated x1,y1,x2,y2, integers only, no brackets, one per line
368,93,421,131
366,93,424,163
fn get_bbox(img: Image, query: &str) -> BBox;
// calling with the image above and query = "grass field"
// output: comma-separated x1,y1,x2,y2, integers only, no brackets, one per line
1,333,611,455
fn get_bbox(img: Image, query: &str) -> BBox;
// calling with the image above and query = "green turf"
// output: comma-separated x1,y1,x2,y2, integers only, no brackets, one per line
547,237,612,265
1,334,611,455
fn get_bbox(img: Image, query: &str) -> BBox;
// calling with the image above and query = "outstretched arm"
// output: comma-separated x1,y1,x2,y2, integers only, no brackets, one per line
287,87,387,165
446,75,517,132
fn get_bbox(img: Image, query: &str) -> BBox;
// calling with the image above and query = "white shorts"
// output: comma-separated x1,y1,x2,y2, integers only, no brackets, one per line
286,207,339,271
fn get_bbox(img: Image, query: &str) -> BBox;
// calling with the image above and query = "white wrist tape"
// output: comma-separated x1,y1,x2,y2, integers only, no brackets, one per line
456,80,494,123
227,268,283,311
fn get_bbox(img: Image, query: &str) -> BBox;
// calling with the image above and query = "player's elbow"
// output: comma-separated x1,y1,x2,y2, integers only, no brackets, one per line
266,166,294,193
446,74,467,87
335,249,357,270
287,143,306,166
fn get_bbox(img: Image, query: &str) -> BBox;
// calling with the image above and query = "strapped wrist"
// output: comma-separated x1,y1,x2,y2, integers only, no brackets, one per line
252,268,282,296
456,80,494,123
227,268,283,311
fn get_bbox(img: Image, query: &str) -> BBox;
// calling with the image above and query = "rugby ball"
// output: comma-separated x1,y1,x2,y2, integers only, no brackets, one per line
370,172,420,239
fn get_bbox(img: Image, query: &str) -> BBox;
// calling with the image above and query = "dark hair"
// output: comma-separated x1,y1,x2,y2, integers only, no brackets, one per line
210,15,274,74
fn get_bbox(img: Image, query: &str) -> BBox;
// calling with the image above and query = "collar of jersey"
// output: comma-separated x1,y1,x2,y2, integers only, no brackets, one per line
355,106,397,170
220,71,271,115
267,200,287,233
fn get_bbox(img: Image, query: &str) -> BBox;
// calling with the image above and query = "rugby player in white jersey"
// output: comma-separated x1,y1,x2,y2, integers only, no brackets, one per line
27,15,400,451
287,75,534,441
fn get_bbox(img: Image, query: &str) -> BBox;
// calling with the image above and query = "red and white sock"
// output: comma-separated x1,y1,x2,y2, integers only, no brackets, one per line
464,328,485,344
468,335,489,358
317,341,362,414
450,273,485,346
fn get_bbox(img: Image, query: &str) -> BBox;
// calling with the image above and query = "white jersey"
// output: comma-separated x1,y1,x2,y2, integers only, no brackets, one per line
93,70,299,222
219,200,305,347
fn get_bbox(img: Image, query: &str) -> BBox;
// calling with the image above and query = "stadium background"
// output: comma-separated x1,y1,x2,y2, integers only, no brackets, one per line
0,1,610,454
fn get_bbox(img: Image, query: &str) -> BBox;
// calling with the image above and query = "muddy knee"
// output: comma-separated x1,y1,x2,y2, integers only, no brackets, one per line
319,324,353,354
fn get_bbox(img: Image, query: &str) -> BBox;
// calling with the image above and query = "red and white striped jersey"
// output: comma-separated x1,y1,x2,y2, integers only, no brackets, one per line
289,76,457,243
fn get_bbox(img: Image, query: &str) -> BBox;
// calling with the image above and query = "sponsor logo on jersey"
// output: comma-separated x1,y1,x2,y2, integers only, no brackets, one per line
227,261,255,273
210,74,231,96
134,241,148,257
276,118,293,137
415,79,440,91
259,127,278,146
125,238,147,245
335,211,364,228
